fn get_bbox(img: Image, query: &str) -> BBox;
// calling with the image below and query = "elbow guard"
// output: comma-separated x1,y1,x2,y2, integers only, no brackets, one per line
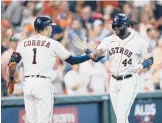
149,57,154,65
8,52,22,67
142,57,154,68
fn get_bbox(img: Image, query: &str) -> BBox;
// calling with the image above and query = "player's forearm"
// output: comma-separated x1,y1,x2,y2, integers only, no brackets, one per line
65,55,90,65
8,52,22,81
8,63,17,81
141,57,154,68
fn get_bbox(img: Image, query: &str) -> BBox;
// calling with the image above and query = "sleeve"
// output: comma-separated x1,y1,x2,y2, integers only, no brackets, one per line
96,37,108,56
52,41,70,60
140,38,153,59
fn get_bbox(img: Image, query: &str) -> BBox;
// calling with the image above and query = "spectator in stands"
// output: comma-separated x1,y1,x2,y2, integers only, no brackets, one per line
84,1,100,12
79,60,109,94
3,1,25,28
1,1,12,13
122,2,132,17
52,1,73,41
80,6,94,29
50,58,65,95
64,64,88,95
103,5,114,33
151,38,162,90
20,24,35,40
153,1,162,35
139,3,156,39
121,2,138,22
21,2,41,28
55,1,72,28
103,5,113,21
62,19,86,55
146,28,158,49
1,36,19,96
131,20,140,32
87,19,110,44
1,26,12,54
139,69,155,92
42,1,59,18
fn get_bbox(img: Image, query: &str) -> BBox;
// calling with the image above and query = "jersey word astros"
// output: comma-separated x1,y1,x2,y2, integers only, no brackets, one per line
97,30,153,76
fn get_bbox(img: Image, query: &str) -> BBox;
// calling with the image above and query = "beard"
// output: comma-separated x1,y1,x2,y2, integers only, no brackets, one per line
115,26,127,37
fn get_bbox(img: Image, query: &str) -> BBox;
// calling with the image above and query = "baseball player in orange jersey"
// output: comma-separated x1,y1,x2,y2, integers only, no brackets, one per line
73,13,154,123
7,16,104,123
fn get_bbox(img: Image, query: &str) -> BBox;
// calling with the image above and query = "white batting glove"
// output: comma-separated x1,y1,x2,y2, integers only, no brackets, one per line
72,37,87,51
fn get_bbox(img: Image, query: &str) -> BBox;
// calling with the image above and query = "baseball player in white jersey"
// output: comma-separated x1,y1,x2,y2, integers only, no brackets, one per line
7,16,103,123
73,13,154,123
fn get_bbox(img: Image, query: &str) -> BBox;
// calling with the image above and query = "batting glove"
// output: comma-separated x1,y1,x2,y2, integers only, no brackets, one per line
72,37,87,51
8,77,18,94
90,49,106,61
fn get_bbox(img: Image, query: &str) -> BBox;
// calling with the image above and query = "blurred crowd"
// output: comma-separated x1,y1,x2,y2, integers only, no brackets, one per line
1,1,162,97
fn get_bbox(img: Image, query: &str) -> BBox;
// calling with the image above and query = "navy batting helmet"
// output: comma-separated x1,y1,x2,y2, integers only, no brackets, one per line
112,13,130,28
34,16,56,32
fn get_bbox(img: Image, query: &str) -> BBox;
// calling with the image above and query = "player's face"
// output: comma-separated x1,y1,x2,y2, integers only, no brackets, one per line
112,24,126,36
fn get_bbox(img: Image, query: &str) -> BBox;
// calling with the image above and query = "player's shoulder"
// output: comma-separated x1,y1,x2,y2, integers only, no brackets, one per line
33,34,61,46
133,30,145,41
17,37,30,46
102,35,114,41
101,34,114,44
134,32,148,44
18,34,39,43
49,38,61,47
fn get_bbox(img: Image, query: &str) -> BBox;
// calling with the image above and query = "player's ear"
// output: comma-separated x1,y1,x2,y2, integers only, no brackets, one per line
44,26,49,31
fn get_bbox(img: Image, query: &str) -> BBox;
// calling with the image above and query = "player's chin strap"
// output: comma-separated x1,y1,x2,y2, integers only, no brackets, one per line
142,57,154,68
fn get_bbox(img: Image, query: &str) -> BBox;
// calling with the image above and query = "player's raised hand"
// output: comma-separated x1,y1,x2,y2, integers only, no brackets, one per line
72,37,87,51
90,49,106,61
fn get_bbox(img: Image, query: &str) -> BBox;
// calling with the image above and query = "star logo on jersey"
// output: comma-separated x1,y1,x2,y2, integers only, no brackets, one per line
114,16,119,22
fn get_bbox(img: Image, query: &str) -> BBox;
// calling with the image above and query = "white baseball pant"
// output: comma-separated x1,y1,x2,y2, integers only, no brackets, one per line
23,77,53,123
110,74,140,123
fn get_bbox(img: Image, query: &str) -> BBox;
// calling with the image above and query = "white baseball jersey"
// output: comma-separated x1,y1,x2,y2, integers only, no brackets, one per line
16,34,70,78
16,34,71,122
98,29,153,123
97,29,153,76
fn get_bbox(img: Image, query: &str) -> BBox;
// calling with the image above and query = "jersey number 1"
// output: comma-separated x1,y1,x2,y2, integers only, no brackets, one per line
32,48,37,64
